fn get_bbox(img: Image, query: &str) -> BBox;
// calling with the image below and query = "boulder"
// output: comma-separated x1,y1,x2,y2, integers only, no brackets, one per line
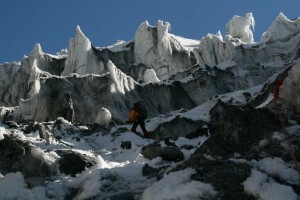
121,141,132,149
197,100,282,157
188,155,254,200
0,134,57,177
141,143,184,162
56,150,97,176
142,163,158,177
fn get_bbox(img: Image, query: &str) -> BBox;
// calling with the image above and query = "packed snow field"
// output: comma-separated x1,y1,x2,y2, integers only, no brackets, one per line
0,115,299,200
1,12,300,199
0,115,299,199
0,117,212,199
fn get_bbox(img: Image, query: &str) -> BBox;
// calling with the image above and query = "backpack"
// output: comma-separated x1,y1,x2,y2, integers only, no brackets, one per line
134,102,148,119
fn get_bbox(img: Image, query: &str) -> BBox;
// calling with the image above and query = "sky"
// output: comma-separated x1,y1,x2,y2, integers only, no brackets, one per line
0,0,300,64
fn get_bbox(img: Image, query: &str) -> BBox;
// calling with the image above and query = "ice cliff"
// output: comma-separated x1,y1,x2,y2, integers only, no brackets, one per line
0,12,300,124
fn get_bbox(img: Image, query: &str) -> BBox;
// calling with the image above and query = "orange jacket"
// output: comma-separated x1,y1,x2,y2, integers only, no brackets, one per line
128,109,137,123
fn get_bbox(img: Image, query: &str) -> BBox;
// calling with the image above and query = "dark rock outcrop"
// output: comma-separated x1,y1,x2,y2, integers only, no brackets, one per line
141,143,184,162
189,156,254,200
56,150,97,176
195,100,282,158
121,141,132,149
0,134,57,177
151,116,206,141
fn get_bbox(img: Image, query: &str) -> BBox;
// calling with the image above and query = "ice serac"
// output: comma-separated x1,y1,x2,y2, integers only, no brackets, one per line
197,32,235,67
195,12,300,75
27,43,65,76
260,13,300,44
196,13,256,68
62,26,105,76
226,13,255,44
134,20,196,80
108,60,136,94
2,12,300,125
27,59,42,98
144,69,160,83
0,44,44,106
16,60,136,123
0,43,65,107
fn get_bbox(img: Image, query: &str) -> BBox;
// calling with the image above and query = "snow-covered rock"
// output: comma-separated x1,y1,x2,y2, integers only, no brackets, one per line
94,107,112,127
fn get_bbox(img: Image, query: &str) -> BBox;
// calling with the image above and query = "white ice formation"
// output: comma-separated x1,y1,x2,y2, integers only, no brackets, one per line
62,26,105,76
94,107,112,127
134,20,194,80
143,69,160,83
226,13,255,44
0,12,300,123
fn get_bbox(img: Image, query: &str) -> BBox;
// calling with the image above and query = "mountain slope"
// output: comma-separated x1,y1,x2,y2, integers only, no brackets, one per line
0,12,300,200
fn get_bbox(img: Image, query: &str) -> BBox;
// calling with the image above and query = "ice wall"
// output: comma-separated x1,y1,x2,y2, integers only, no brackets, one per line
2,12,300,124
196,13,300,69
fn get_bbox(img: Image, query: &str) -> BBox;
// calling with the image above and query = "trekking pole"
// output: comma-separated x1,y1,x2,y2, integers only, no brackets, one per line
274,79,300,175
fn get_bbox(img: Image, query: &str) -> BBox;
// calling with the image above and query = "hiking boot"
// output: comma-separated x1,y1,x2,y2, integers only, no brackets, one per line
131,127,136,133
143,131,150,138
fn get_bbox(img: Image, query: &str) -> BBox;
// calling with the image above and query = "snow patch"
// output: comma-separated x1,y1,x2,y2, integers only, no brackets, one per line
0,126,6,140
180,100,215,121
103,40,130,51
169,34,199,51
256,94,273,109
142,168,217,200
243,169,298,200
257,157,300,184
231,157,300,184
0,172,49,200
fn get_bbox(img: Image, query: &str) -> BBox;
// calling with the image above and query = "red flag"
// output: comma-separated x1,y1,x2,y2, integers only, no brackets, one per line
274,79,284,102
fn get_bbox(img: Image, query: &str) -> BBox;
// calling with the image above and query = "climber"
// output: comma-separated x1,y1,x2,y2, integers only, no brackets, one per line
127,101,149,138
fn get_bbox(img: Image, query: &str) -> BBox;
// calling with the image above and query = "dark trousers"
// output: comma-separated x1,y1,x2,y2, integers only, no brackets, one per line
132,118,147,132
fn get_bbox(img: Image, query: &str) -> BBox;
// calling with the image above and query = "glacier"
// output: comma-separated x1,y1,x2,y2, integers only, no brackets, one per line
2,12,300,124
0,12,300,199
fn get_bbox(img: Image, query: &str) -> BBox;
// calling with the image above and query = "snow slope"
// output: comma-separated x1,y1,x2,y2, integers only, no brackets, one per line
0,12,300,200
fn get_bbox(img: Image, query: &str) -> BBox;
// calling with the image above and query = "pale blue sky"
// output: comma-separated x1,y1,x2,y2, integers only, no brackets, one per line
1,0,300,63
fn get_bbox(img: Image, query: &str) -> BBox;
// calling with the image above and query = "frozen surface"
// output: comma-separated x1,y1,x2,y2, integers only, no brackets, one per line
243,169,298,200
142,168,217,200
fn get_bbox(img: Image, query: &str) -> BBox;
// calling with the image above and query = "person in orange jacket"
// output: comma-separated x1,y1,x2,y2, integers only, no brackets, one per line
127,102,149,138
